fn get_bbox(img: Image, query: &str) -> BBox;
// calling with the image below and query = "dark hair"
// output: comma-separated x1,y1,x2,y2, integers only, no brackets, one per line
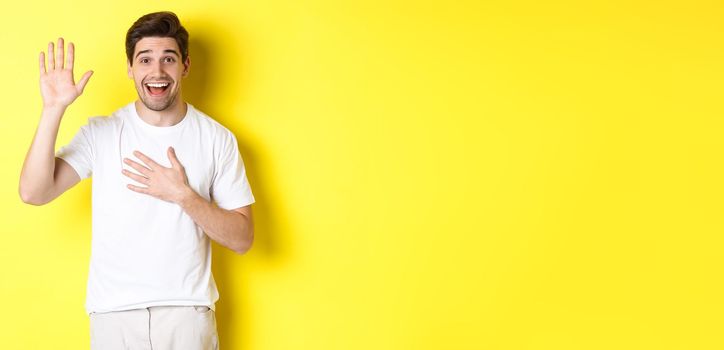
125,11,189,66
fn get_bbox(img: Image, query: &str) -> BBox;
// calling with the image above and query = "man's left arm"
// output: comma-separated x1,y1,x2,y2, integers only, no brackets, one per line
122,147,254,254
178,193,254,255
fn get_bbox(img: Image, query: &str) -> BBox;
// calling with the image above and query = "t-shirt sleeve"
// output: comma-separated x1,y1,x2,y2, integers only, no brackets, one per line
210,132,255,210
55,123,94,180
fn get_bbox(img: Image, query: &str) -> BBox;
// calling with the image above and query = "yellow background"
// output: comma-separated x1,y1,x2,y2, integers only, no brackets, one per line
2,0,722,349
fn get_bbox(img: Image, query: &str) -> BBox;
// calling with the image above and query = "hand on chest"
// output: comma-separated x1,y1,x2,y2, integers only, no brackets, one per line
118,129,214,200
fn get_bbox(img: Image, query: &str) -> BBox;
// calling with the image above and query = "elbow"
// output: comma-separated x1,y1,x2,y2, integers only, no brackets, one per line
232,229,254,255
18,186,48,206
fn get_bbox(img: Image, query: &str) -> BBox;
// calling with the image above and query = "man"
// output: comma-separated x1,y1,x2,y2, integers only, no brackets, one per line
18,11,254,350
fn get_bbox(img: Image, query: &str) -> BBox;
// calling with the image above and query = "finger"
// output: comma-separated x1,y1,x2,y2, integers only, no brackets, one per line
76,70,93,94
123,157,153,176
133,150,162,169
57,38,64,70
39,51,46,75
167,147,184,169
127,184,150,195
122,169,150,185
48,41,55,70
66,42,74,70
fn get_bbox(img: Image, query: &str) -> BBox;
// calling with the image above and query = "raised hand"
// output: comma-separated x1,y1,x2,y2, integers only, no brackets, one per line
39,37,93,109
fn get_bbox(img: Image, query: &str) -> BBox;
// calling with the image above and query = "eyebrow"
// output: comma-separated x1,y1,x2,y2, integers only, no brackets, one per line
135,49,180,59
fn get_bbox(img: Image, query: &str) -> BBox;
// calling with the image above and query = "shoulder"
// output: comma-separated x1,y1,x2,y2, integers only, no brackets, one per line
84,104,129,132
188,104,238,144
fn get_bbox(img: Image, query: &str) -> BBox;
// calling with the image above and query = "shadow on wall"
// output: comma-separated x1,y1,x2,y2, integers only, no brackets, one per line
184,20,289,349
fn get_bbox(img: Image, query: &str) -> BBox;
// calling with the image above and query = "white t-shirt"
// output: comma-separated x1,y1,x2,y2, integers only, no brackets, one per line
56,101,255,315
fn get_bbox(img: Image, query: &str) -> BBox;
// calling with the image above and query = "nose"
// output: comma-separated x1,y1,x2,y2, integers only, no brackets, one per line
151,60,164,75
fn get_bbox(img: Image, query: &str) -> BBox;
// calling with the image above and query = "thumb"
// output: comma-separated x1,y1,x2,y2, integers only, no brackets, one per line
76,70,93,94
168,147,183,169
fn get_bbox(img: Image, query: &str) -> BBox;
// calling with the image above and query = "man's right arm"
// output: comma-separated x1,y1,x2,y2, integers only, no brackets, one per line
18,37,93,205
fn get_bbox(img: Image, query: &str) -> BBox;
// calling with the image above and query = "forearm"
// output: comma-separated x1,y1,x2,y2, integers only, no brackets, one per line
178,189,254,254
19,106,66,203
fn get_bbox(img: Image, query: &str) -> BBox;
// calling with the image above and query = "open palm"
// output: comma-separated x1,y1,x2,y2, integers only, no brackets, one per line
39,37,93,109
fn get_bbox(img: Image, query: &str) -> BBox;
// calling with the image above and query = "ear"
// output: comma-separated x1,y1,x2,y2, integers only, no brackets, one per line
127,59,133,79
182,56,190,77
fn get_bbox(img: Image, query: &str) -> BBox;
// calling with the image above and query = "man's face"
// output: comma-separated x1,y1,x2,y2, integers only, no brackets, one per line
127,37,189,111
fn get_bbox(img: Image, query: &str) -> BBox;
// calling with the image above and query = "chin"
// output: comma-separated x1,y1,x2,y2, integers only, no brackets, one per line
138,90,178,111
146,103,171,111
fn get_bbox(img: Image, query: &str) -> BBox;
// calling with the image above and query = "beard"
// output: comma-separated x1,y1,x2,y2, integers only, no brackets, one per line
136,80,179,111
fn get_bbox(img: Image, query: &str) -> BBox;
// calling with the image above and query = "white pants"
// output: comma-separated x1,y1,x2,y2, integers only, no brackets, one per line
89,305,219,350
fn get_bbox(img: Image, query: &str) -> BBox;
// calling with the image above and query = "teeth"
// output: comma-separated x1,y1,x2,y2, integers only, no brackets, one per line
146,82,169,88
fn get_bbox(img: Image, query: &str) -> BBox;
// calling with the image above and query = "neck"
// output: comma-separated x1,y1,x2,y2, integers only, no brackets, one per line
134,98,187,127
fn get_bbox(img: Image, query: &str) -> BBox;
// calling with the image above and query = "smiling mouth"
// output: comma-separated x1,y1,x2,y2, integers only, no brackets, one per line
145,82,171,97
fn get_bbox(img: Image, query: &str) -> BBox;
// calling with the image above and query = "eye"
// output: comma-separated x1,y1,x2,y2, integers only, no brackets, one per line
140,58,150,64
164,57,175,63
